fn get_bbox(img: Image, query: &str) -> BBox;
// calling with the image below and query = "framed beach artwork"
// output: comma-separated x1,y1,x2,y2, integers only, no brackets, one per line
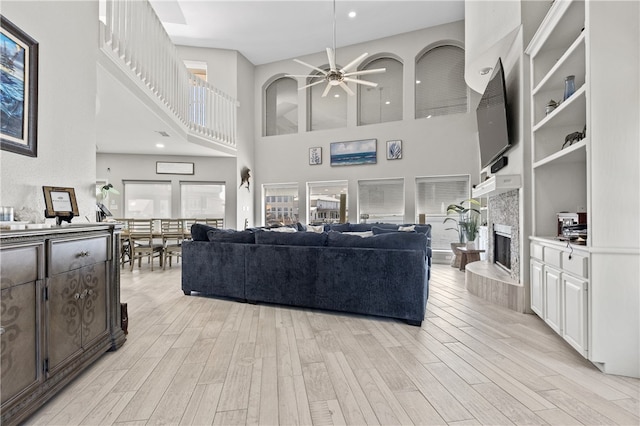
0,15,39,157
330,139,377,166
386,140,402,160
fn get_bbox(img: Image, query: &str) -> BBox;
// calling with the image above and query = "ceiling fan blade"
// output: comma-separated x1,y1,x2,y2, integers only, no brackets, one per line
326,47,337,71
321,83,332,98
339,82,355,96
344,68,386,77
299,79,327,90
343,77,378,88
340,52,368,73
293,58,328,75
285,74,324,79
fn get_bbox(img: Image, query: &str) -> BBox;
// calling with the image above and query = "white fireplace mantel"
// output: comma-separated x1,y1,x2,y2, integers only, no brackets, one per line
472,174,521,198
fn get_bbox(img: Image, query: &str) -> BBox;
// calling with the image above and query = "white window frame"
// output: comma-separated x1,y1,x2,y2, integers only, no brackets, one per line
357,178,405,224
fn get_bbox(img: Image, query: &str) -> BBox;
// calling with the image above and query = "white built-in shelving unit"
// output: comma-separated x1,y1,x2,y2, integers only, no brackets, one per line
526,0,639,378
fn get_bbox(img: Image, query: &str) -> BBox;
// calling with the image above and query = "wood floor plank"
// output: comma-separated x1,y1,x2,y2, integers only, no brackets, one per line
258,356,279,425
81,390,137,426
147,363,203,424
395,390,447,425
471,382,546,425
216,341,255,412
277,375,299,425
539,389,618,425
212,409,247,425
293,373,313,425
302,362,337,403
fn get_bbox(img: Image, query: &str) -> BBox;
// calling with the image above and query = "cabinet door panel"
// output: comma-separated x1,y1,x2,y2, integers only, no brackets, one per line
1,281,40,404
530,259,544,317
47,270,84,373
563,274,588,355
81,262,108,347
543,266,562,333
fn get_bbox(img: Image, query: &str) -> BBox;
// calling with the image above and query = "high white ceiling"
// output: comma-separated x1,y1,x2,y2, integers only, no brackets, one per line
96,1,465,157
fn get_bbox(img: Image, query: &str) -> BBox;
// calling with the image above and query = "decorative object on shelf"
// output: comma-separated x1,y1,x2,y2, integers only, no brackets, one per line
99,183,119,200
239,166,251,191
330,139,377,166
545,99,559,115
360,213,369,223
309,147,322,165
563,75,576,100
386,140,402,160
42,186,79,225
562,124,586,149
14,206,42,224
0,206,14,221
0,15,39,157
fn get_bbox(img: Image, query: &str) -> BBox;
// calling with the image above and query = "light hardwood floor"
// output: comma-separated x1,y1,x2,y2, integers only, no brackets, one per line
26,263,639,425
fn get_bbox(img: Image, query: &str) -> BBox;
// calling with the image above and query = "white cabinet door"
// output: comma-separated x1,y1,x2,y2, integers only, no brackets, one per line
562,273,588,356
530,259,544,317
543,266,562,334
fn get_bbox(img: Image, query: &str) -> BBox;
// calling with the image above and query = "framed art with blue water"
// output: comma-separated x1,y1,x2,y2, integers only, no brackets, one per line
1,15,39,157
330,139,377,166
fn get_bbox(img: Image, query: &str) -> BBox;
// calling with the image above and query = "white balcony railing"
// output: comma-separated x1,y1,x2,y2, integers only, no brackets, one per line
100,0,237,147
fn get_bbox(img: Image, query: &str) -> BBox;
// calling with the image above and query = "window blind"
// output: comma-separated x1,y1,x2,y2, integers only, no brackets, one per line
358,178,404,224
416,45,468,118
358,58,403,126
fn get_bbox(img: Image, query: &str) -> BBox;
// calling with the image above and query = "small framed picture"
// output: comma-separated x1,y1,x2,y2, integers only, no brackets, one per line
309,147,322,165
386,140,402,160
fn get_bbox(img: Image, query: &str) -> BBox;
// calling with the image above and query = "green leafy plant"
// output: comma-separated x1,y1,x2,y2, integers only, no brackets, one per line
443,199,481,243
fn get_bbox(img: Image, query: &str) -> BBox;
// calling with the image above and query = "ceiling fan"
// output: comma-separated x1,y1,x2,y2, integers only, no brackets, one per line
285,0,385,97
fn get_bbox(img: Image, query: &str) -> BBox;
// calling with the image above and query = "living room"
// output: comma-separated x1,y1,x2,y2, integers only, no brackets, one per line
1,0,639,424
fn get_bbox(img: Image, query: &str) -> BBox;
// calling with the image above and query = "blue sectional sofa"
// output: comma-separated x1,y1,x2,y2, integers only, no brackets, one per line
182,223,432,326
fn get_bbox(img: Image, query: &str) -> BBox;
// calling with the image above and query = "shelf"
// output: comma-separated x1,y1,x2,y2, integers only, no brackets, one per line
526,0,585,57
533,31,585,96
472,174,521,198
533,139,587,169
533,84,586,131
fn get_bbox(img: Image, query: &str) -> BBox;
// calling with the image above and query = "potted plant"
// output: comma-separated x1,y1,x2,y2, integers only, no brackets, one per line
444,199,481,266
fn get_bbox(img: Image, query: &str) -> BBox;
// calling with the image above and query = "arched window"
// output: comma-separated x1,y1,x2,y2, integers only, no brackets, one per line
308,69,347,131
358,57,403,125
264,77,298,136
415,45,468,118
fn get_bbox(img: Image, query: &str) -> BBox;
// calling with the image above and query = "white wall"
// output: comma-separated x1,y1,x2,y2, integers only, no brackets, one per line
96,153,237,227
0,1,98,223
252,22,481,225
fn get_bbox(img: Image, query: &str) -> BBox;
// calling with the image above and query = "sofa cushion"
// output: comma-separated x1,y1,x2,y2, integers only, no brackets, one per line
306,224,325,233
327,223,350,232
255,230,327,246
191,223,218,241
207,228,256,244
327,230,427,252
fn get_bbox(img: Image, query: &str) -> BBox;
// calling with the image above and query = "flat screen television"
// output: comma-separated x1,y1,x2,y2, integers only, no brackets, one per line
476,57,512,169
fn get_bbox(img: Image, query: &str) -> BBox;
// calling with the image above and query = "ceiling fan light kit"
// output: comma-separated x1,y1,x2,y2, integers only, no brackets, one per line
285,0,385,97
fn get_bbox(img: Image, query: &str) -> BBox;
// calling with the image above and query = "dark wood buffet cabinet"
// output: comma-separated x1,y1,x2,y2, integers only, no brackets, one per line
0,224,126,425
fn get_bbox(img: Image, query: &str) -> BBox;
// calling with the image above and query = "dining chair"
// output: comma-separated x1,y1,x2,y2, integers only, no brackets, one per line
181,218,199,240
204,218,224,228
115,218,132,269
128,219,163,271
161,219,184,269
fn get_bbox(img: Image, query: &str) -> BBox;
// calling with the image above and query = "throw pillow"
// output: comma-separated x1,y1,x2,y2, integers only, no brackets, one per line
342,231,374,238
371,226,404,235
191,223,218,241
398,225,416,232
270,226,297,233
306,224,324,234
207,228,256,244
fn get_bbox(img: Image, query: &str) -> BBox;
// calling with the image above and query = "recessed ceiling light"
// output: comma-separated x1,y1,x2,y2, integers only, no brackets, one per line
348,11,356,18
426,115,432,119
416,80,421,84
480,67,493,75
385,101,391,105
334,94,340,98
156,143,165,148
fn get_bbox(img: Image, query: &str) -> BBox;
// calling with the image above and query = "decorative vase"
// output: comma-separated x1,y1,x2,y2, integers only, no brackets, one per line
466,240,477,250
563,75,576,101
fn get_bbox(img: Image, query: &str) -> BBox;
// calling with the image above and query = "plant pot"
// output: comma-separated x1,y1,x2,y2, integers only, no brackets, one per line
450,242,465,268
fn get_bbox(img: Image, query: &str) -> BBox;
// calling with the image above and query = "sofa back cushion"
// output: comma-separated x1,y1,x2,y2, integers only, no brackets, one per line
191,223,218,241
255,230,327,247
207,228,256,244
327,231,427,253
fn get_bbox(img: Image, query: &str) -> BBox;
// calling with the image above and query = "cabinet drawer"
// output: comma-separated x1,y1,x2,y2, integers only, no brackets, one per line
0,244,42,288
562,252,588,278
543,246,562,268
49,236,108,275
531,243,544,260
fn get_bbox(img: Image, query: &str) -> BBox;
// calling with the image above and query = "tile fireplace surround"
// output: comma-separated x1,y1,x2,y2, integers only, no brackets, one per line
465,189,525,312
